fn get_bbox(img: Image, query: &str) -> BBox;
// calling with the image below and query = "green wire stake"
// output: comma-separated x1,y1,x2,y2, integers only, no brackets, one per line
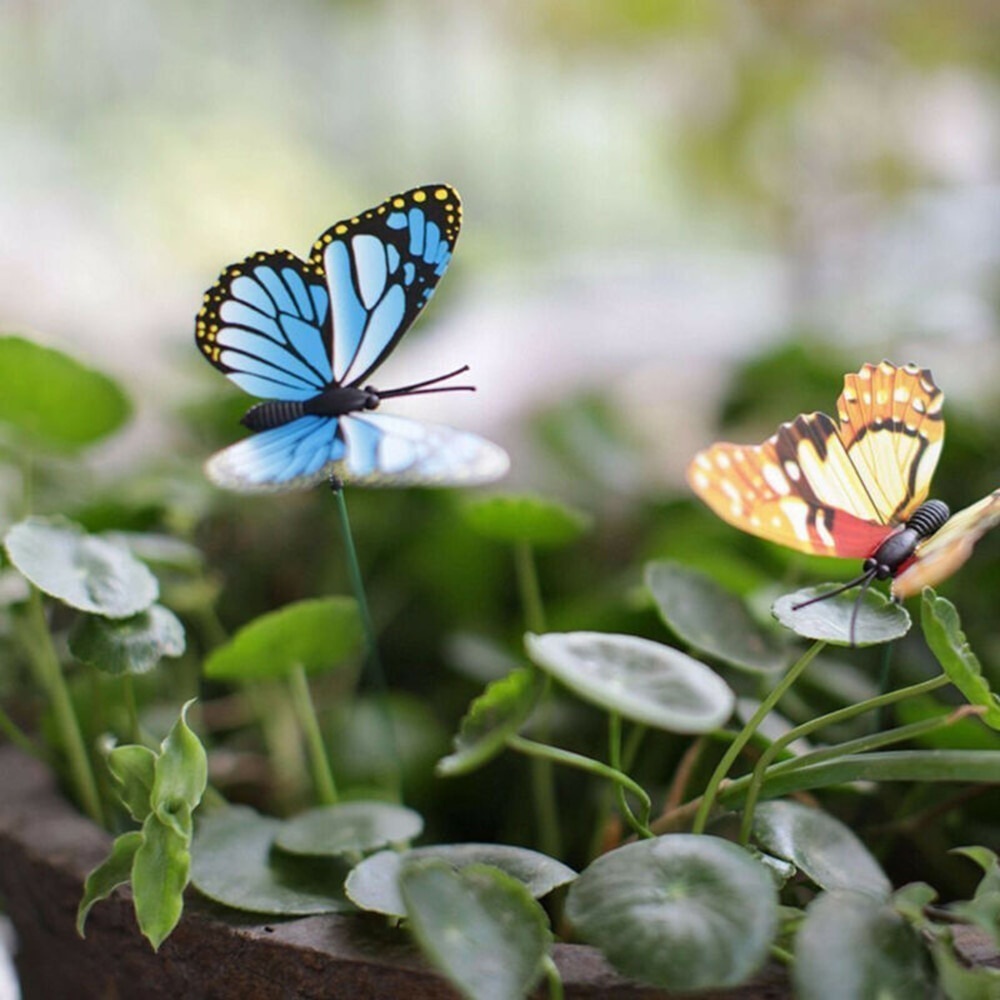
331,485,402,801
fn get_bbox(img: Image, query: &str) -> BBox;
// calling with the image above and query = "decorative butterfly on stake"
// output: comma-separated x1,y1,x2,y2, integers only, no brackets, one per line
688,361,1000,641
196,184,509,492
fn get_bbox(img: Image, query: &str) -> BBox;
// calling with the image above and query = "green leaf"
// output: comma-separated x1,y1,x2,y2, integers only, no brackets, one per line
951,848,1000,946
931,934,1000,999
76,830,143,937
772,585,910,646
461,493,592,548
102,532,204,573
69,604,186,675
191,806,353,916
0,334,130,451
346,844,577,919
132,813,191,951
400,860,552,1000
525,631,734,733
922,591,1000,730
4,516,158,618
274,802,424,857
437,667,545,776
107,744,156,822
151,700,207,836
645,561,787,673
752,800,891,898
204,597,362,681
793,891,933,999
565,834,777,991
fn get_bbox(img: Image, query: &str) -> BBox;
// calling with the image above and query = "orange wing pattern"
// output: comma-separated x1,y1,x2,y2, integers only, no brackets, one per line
892,490,1000,598
687,361,945,560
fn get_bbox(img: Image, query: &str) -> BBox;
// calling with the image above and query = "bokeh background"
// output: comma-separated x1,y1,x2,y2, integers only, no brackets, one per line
2,0,997,490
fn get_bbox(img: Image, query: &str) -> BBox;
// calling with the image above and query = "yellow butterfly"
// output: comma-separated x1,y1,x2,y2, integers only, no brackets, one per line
688,361,1000,609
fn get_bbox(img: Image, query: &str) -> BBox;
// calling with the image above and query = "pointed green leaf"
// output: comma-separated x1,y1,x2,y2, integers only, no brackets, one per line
565,834,777,991
752,800,891,898
132,813,190,951
4,516,158,618
772,585,910,646
274,802,424,857
191,806,353,915
69,604,185,675
107,744,156,822
76,830,143,937
346,843,576,919
525,631,734,732
0,334,130,451
461,493,592,548
922,591,1000,730
151,700,206,835
645,561,787,673
794,890,933,999
400,860,552,1000
437,667,545,776
204,597,362,681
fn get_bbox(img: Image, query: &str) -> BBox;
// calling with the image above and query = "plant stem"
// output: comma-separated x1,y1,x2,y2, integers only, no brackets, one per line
738,681,954,844
121,673,141,746
331,488,401,801
22,589,103,824
873,640,894,731
608,713,649,838
287,663,338,806
540,955,564,1000
512,539,563,855
691,640,825,835
509,735,652,838
0,702,40,758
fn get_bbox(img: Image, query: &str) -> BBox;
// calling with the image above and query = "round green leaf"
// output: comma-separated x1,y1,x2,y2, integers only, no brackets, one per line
191,806,352,916
274,802,424,857
0,334,130,451
921,590,1000,730
437,667,545,776
69,604,185,675
752,800,891,898
345,843,577,919
4,516,158,618
525,631,734,732
645,561,787,673
794,891,932,1000
565,834,777,991
203,597,362,681
103,532,204,574
400,860,552,1000
461,493,592,548
772,585,910,646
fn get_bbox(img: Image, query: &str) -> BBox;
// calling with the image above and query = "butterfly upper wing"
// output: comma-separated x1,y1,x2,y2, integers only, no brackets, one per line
205,411,509,493
310,184,462,387
835,361,944,522
196,251,332,401
891,490,1000,599
687,361,946,559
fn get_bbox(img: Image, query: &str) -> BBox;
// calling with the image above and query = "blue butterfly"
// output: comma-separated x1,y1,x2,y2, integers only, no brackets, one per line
196,184,509,492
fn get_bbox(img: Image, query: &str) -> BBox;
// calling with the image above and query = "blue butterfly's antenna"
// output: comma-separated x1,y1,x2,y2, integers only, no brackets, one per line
376,365,475,399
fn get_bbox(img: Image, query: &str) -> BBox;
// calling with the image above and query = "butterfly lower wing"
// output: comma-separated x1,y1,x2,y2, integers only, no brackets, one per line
330,412,509,487
310,184,462,387
892,490,1000,599
687,418,894,559
196,252,332,401
205,416,346,492
835,361,944,522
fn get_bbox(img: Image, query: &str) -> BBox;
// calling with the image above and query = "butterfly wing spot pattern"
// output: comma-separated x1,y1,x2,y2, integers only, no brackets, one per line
688,360,999,615
195,185,509,492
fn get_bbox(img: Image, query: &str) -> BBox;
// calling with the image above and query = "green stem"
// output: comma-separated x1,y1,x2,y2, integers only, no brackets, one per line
541,954,564,1000
121,674,141,746
737,673,951,842
22,589,103,824
692,640,825,835
514,541,546,634
0,702,40,758
287,664,338,806
509,735,652,838
608,713,649,838
332,488,401,801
